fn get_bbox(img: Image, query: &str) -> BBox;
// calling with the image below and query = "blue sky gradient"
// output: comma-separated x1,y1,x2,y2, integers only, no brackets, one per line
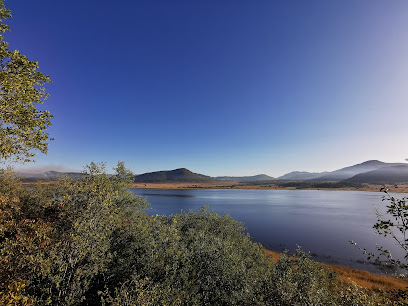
7,0,408,176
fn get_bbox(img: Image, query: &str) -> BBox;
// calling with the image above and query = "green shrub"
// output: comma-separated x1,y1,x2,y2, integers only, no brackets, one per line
0,163,147,305
103,207,274,305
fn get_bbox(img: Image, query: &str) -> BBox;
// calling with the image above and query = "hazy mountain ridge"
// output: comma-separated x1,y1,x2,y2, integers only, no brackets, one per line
277,160,408,184
215,174,275,182
343,165,408,185
311,160,403,182
277,171,327,181
18,171,83,181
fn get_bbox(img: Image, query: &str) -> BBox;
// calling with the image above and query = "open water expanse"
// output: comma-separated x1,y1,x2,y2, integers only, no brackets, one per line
131,188,407,274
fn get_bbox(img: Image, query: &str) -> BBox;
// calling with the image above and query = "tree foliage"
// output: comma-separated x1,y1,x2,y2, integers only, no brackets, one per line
0,162,148,305
0,0,52,163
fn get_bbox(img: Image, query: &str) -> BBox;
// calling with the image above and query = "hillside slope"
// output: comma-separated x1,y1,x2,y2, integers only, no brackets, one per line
312,160,406,181
134,168,214,183
343,165,408,185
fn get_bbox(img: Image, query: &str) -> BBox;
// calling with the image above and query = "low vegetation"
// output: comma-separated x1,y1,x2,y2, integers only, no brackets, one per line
1,163,407,305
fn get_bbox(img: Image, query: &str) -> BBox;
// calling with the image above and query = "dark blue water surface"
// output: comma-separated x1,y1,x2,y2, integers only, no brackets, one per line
131,188,407,274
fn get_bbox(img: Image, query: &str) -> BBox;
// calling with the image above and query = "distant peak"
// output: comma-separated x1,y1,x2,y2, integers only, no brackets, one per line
172,168,193,173
361,160,382,164
134,168,212,183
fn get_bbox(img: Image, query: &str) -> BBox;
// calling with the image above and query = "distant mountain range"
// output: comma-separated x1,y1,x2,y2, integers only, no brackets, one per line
275,160,408,184
219,160,408,184
15,160,408,185
311,160,406,182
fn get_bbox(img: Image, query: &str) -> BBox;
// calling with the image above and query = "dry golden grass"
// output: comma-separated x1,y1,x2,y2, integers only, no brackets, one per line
24,179,408,193
263,249,408,291
263,248,282,262
324,264,408,291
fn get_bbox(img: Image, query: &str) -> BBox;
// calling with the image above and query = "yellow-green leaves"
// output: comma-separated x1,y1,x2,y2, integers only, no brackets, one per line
0,1,10,36
0,0,52,163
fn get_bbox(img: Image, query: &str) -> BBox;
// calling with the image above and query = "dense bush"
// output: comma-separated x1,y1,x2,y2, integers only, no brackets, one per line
104,208,274,305
0,163,404,305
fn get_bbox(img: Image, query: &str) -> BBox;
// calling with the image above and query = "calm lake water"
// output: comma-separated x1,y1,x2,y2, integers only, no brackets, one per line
131,188,407,274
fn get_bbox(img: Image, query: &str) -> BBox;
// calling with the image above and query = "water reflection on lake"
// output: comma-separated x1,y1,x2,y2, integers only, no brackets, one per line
131,188,406,274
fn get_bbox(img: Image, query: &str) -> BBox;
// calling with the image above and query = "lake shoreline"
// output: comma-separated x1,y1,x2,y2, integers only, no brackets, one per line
131,182,408,193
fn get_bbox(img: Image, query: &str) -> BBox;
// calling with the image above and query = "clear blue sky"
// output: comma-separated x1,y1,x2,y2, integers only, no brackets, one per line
7,0,408,176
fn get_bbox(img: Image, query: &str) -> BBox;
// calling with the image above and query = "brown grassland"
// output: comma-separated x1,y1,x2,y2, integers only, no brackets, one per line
23,179,408,193
131,182,408,193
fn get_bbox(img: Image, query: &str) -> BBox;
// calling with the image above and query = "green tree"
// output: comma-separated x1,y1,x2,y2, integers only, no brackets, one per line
0,0,52,163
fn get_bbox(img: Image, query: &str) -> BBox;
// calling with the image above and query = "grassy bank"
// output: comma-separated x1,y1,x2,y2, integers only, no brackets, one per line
264,249,408,292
